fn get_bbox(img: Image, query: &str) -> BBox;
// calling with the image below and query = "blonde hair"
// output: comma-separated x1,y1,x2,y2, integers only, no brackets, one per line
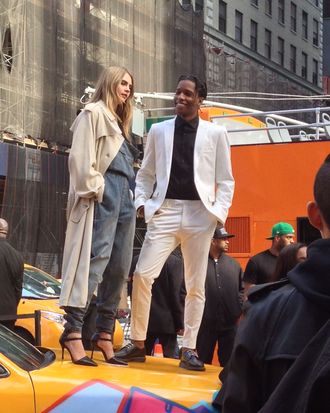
89,66,134,139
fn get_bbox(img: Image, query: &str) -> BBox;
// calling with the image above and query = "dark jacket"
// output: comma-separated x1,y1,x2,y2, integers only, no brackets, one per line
0,239,24,318
201,254,243,330
259,318,330,413
218,238,330,413
130,254,185,334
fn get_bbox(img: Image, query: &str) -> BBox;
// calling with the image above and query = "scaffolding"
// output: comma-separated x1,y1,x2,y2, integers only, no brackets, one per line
0,0,205,274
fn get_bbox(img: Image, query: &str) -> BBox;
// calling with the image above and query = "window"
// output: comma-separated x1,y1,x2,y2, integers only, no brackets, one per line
225,217,251,253
250,20,258,51
313,19,319,46
312,59,318,85
1,26,13,73
290,45,296,72
278,37,284,66
290,2,297,32
265,0,272,15
235,10,243,43
265,29,272,59
278,0,285,24
302,11,308,39
219,1,227,33
193,0,204,12
179,0,191,8
301,52,307,79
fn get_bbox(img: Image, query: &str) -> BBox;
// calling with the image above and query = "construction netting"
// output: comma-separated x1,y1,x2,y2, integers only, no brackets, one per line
0,0,205,146
1,142,68,275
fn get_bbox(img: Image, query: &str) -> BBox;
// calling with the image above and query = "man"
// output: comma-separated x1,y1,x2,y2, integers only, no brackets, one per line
215,154,330,412
0,218,24,330
116,74,234,371
243,221,295,295
196,227,243,368
129,252,185,358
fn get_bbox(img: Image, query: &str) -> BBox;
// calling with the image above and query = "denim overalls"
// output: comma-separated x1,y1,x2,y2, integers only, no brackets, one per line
64,140,138,335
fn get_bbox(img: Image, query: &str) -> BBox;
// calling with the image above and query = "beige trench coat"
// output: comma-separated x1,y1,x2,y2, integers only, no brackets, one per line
59,101,124,308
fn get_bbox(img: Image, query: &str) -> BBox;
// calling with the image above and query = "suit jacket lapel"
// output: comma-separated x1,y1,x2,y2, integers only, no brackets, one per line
194,118,206,161
164,118,175,178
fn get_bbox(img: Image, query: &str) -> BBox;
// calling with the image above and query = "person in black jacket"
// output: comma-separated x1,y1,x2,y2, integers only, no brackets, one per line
215,154,330,413
196,227,243,367
258,318,330,413
0,218,24,330
129,252,185,358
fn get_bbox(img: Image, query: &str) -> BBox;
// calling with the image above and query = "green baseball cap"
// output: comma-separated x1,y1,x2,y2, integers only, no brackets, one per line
266,222,295,239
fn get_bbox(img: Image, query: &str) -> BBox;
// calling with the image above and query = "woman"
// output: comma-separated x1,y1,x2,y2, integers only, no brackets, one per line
271,242,307,282
59,66,138,366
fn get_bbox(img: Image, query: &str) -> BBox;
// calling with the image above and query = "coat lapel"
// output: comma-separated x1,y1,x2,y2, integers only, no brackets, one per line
194,118,206,163
163,118,175,178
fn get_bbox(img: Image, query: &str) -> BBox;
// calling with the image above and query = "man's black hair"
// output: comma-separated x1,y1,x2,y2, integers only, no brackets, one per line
314,154,330,227
177,74,207,99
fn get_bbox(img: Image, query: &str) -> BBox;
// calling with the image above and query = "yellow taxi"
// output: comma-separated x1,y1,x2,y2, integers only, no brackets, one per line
15,264,123,349
0,325,221,413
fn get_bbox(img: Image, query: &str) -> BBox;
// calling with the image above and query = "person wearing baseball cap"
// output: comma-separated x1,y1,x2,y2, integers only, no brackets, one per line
266,222,295,240
196,227,243,368
243,222,295,295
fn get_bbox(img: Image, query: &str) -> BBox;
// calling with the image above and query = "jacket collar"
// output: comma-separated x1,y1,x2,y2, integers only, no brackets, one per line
288,238,330,312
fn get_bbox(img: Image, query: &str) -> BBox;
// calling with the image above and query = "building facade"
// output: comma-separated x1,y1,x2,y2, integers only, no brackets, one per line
323,1,330,93
204,0,324,111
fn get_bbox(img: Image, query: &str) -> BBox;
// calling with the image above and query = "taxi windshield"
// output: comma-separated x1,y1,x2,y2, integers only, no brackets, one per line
23,267,61,299
0,325,55,371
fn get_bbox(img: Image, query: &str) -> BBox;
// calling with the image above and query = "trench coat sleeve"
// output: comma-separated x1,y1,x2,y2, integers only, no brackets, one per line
69,110,105,202
214,127,234,225
134,125,156,210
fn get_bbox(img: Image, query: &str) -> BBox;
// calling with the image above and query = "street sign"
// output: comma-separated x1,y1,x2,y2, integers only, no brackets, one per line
145,116,174,133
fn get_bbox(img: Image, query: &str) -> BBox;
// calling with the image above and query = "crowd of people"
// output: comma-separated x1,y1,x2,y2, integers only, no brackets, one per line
1,65,329,411
213,156,330,412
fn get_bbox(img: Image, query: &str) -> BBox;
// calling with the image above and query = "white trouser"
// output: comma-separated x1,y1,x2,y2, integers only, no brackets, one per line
131,199,217,349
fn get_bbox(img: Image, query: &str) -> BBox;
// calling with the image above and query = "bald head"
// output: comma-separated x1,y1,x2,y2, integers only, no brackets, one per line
0,218,8,239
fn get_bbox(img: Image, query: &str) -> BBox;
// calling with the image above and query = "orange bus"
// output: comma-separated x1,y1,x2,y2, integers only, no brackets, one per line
200,106,330,269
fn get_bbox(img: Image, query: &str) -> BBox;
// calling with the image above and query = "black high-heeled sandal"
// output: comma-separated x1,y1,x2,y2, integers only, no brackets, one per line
59,332,98,367
91,333,128,367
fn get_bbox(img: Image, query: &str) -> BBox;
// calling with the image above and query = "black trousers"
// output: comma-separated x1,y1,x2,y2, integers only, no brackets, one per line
145,332,178,358
196,325,237,367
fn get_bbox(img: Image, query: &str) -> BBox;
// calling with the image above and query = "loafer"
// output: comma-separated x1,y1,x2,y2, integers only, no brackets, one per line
179,349,205,371
115,342,146,362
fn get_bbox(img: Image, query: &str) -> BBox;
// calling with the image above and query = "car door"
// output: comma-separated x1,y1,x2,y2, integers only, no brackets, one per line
0,357,35,413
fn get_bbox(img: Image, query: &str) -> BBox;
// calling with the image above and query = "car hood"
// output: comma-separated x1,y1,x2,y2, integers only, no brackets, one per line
18,298,63,313
30,353,220,412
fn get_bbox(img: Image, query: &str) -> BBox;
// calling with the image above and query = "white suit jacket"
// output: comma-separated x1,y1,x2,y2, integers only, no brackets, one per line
135,117,234,224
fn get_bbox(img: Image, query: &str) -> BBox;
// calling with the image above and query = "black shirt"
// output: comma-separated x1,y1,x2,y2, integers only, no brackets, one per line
243,249,278,285
165,116,200,200
202,254,244,330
